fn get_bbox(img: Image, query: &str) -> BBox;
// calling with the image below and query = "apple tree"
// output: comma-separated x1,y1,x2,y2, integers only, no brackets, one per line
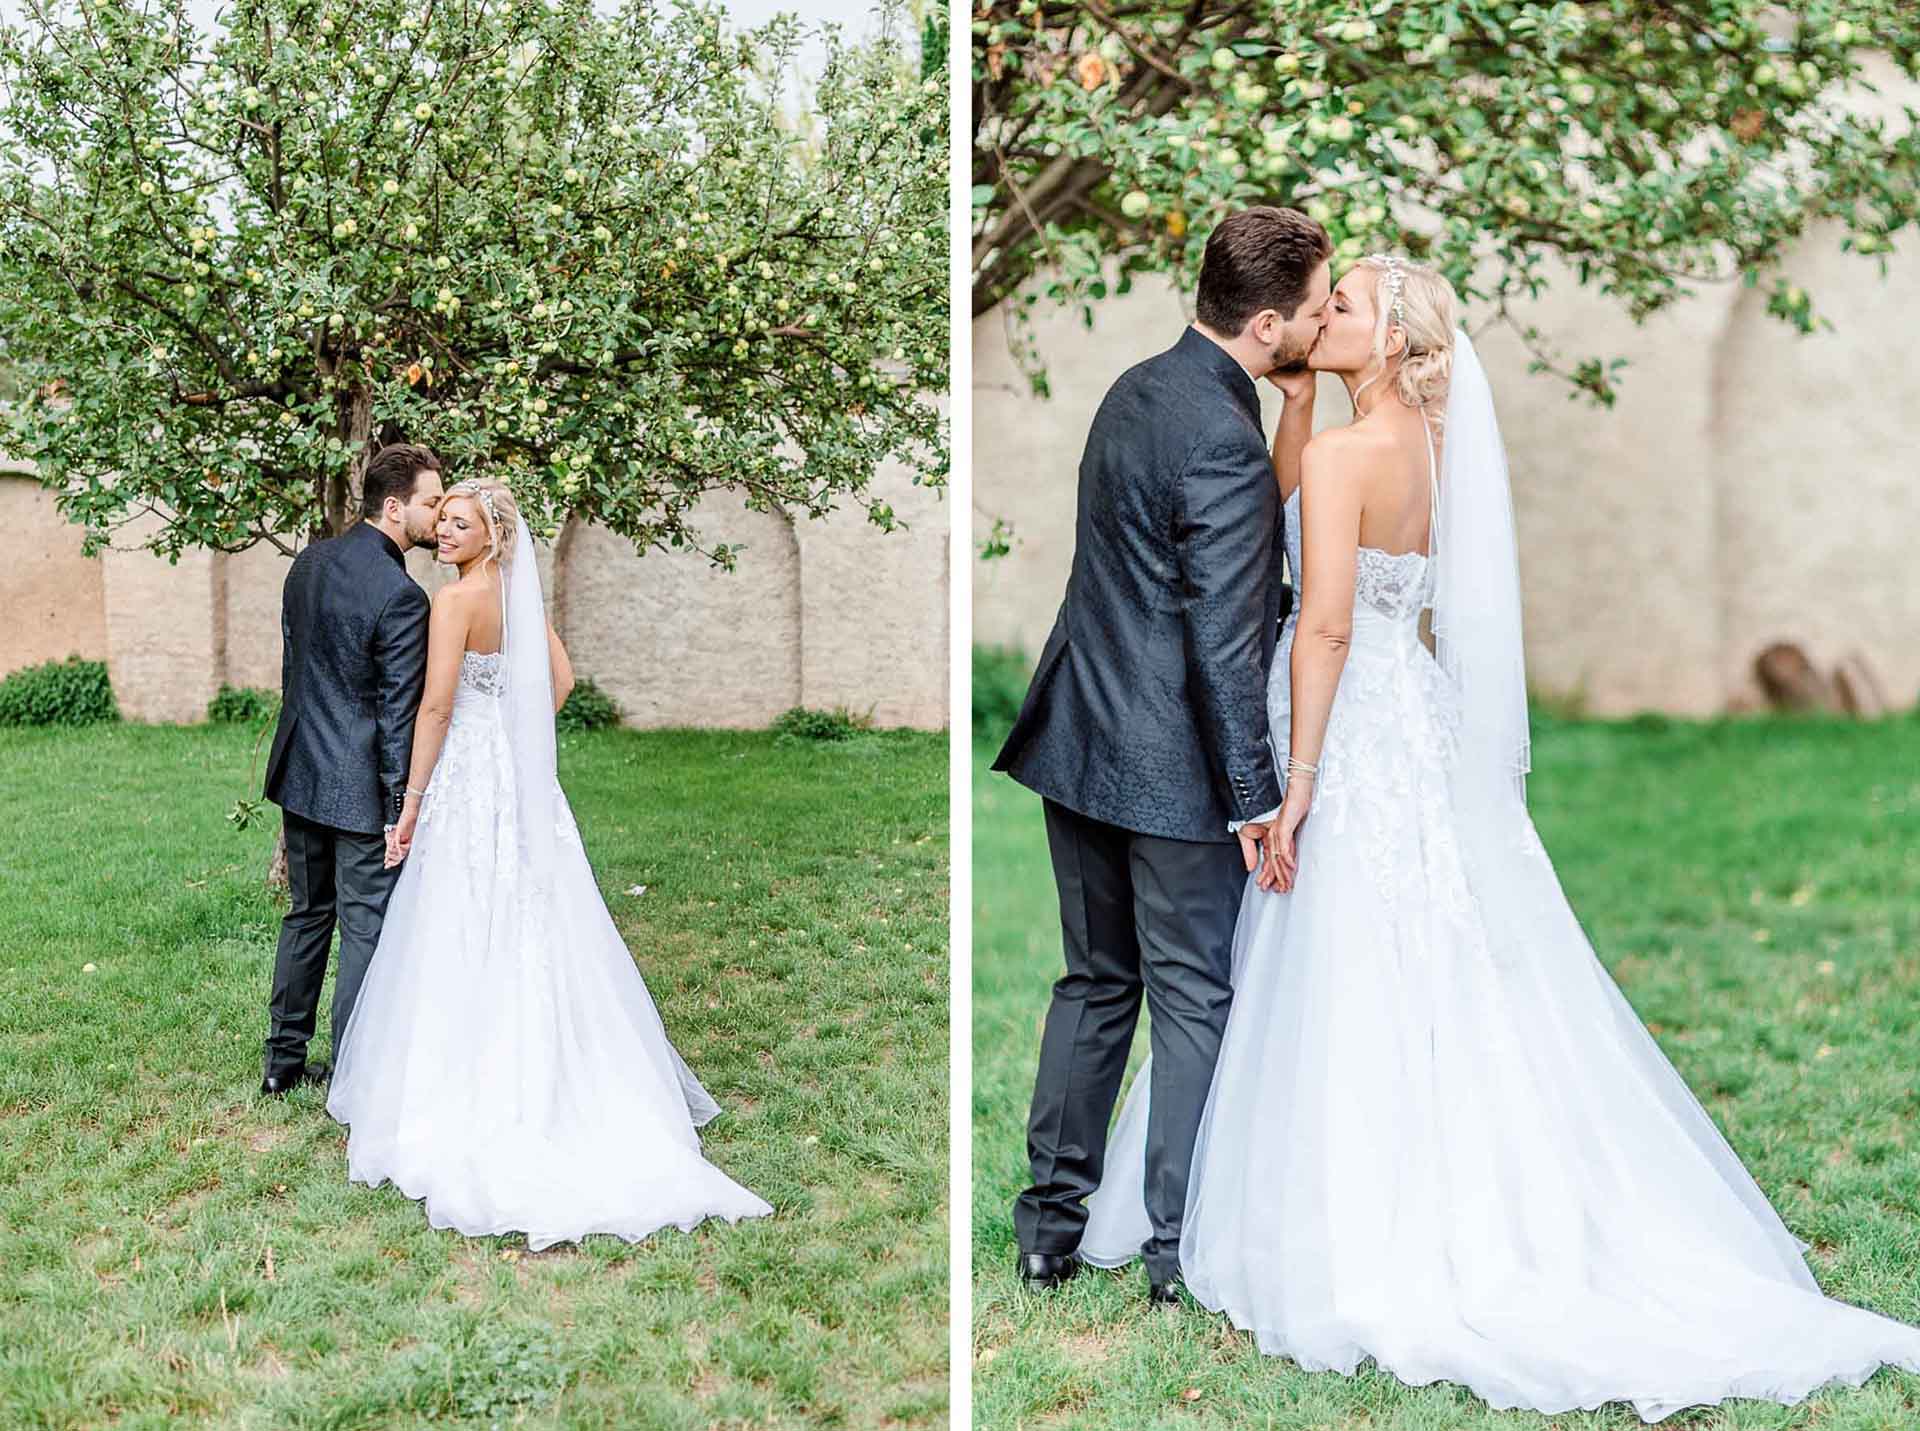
0,0,948,564
973,0,1920,404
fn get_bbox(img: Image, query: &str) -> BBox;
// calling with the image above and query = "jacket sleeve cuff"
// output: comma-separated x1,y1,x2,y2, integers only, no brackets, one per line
1228,804,1283,835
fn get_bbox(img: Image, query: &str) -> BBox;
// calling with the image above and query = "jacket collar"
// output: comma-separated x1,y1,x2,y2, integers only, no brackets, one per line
350,518,409,568
1176,325,1261,422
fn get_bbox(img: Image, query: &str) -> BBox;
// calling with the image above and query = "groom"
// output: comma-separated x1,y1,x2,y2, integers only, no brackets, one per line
993,206,1332,1300
258,443,445,1096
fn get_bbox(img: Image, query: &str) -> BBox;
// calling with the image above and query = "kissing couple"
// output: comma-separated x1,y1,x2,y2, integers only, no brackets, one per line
994,205,1920,1420
259,442,770,1248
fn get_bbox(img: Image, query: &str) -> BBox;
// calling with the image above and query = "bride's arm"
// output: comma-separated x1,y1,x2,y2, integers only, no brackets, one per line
547,621,574,714
1276,433,1364,887
1266,368,1317,501
389,587,473,863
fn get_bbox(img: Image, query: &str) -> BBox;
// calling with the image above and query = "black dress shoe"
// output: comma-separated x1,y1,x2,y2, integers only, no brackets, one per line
1016,1252,1079,1289
1147,1276,1185,1307
260,1062,328,1097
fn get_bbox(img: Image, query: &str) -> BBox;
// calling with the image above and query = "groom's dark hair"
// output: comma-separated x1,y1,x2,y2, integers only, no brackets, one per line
360,442,444,518
1194,206,1332,335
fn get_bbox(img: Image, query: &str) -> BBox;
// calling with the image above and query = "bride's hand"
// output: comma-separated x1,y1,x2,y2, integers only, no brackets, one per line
1264,364,1316,402
386,801,420,868
1274,782,1311,892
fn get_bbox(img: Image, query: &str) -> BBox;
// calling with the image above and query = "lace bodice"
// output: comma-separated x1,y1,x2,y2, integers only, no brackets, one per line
459,649,504,696
1282,487,1434,624
420,647,580,870
1270,473,1547,920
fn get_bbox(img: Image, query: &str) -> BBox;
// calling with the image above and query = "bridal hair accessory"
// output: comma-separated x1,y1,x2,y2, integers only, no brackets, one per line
448,480,499,532
1368,253,1408,329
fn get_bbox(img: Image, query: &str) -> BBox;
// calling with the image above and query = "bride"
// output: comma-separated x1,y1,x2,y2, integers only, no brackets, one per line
1080,255,1920,1419
325,478,771,1249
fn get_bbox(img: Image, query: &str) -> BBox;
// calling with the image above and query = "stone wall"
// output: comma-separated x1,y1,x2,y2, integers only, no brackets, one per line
3,448,948,729
973,252,1920,718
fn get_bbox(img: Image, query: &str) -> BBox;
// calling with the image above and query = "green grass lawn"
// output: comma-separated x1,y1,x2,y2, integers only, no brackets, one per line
973,714,1920,1431
0,722,948,1430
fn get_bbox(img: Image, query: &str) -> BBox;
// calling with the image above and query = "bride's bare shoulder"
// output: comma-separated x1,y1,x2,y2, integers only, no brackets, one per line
426,576,495,645
432,574,497,610
1300,424,1393,488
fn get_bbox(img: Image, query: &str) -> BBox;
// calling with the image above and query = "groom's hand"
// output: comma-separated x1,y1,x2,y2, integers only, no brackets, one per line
385,795,422,868
1238,821,1284,893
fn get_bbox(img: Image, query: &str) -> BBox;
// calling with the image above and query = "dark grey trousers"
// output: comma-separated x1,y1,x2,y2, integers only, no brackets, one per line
263,808,401,1081
1014,798,1245,1283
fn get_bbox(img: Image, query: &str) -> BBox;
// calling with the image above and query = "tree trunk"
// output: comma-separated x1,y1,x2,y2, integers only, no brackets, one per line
269,821,290,894
1834,651,1891,719
339,378,374,522
1754,642,1839,713
316,376,368,537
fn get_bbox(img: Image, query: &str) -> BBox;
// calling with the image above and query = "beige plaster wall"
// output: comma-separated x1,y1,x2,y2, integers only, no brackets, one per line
0,473,108,674
558,499,804,729
1713,225,1920,713
100,510,223,724
5,474,948,730
794,422,951,727
973,250,1920,717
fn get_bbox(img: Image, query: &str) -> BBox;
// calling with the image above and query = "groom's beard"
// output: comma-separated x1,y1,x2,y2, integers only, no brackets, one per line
1267,328,1317,375
400,514,436,550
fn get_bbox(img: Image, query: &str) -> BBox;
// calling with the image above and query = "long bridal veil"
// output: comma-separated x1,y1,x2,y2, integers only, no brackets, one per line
1430,327,1529,810
499,509,564,908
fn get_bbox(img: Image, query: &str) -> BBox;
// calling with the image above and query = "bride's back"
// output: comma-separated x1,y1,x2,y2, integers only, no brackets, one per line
459,571,504,655
1347,410,1440,558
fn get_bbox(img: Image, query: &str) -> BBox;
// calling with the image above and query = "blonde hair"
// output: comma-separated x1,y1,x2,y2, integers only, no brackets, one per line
442,478,520,567
1352,255,1458,419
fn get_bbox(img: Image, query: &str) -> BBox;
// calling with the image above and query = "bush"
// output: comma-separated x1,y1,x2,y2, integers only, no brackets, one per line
0,656,118,728
972,645,1032,745
556,677,620,733
207,684,279,725
771,706,875,743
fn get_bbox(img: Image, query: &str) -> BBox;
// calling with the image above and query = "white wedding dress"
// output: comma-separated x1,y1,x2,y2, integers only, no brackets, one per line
1082,343,1920,1420
326,521,770,1250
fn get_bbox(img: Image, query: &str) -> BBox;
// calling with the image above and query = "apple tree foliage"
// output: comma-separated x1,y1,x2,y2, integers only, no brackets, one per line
973,1,1920,403
0,0,948,563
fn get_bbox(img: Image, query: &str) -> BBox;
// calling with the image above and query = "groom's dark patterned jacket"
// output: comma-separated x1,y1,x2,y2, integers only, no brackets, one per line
993,325,1289,844
264,520,431,836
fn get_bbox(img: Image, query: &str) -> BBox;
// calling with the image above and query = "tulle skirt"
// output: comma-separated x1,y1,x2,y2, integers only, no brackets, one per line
326,693,771,1249
1082,619,1920,1421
